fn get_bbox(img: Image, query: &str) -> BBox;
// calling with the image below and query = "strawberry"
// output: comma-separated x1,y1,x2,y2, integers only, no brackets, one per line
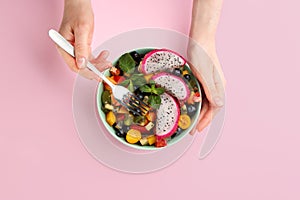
155,138,167,147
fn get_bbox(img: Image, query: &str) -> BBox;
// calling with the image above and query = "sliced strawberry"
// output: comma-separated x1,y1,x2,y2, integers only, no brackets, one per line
194,91,200,97
193,91,202,103
114,75,126,84
107,76,117,85
155,138,167,147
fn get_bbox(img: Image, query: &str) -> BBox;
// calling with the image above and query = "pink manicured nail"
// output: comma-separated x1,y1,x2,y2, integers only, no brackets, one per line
77,57,86,69
102,51,109,59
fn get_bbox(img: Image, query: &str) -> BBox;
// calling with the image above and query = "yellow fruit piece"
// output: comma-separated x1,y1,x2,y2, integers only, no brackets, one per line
139,137,148,146
147,135,156,146
107,76,117,85
144,74,153,82
106,111,116,126
126,129,142,144
178,114,191,130
182,70,189,76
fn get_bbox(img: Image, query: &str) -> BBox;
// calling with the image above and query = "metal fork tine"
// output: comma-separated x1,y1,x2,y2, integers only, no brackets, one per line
128,98,147,113
128,94,150,110
130,97,150,114
121,92,151,116
121,101,141,116
128,101,142,114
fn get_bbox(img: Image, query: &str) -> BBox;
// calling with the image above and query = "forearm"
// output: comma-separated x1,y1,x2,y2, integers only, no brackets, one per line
189,0,223,44
64,0,91,4
64,0,92,13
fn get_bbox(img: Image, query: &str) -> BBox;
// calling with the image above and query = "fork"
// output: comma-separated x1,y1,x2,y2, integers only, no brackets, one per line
48,29,150,116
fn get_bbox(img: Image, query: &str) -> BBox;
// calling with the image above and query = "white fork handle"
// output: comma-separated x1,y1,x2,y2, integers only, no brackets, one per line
48,29,115,88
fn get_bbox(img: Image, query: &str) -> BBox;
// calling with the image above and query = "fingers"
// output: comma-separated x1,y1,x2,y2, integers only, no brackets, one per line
212,62,225,106
78,61,111,81
196,105,214,132
196,64,224,108
79,50,112,81
190,99,209,135
188,45,225,108
90,50,112,71
74,25,93,69
93,50,110,62
57,27,78,72
56,46,78,72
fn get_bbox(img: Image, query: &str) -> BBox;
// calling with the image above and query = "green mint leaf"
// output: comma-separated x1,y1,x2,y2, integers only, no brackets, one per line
119,79,130,86
131,74,144,81
151,84,156,91
149,80,156,85
131,74,146,87
118,53,136,73
153,94,161,105
128,80,134,92
139,85,151,93
134,80,146,87
148,94,161,109
155,87,165,95
101,90,111,105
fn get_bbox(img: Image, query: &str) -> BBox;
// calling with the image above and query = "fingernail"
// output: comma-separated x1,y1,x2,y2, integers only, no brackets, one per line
77,57,86,69
214,97,224,107
102,51,109,59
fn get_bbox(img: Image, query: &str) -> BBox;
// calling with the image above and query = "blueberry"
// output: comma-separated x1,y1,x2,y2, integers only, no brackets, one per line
131,108,142,116
135,89,147,100
184,74,191,81
133,85,139,91
173,68,181,76
177,127,183,133
171,132,177,139
115,129,126,138
187,105,197,115
122,125,130,133
130,51,141,63
171,127,183,139
137,93,144,100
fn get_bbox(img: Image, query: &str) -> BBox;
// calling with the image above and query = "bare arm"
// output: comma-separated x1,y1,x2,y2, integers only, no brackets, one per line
190,0,223,50
188,0,225,133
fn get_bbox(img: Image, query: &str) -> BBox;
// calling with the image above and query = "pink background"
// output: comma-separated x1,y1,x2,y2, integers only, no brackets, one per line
1,0,300,199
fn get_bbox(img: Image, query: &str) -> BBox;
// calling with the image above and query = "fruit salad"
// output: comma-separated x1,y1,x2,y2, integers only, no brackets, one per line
99,48,202,148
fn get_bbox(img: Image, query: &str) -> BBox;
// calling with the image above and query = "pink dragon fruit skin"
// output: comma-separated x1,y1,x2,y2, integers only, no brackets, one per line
141,49,186,74
152,72,190,101
155,93,180,139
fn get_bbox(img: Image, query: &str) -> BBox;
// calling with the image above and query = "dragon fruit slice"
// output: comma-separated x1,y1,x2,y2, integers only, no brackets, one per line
141,49,186,74
155,93,180,138
152,72,190,101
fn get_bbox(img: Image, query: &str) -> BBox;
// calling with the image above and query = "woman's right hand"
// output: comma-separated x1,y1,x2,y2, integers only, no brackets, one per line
58,0,111,81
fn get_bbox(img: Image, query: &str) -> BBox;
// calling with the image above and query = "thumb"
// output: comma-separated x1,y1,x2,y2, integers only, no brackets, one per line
74,28,92,69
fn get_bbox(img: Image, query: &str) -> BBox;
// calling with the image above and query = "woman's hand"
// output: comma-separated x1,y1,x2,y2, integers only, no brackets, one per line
58,0,111,80
189,0,226,134
188,40,225,134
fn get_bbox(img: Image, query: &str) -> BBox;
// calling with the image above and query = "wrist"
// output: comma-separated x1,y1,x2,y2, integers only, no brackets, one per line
64,0,92,7
189,0,222,44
